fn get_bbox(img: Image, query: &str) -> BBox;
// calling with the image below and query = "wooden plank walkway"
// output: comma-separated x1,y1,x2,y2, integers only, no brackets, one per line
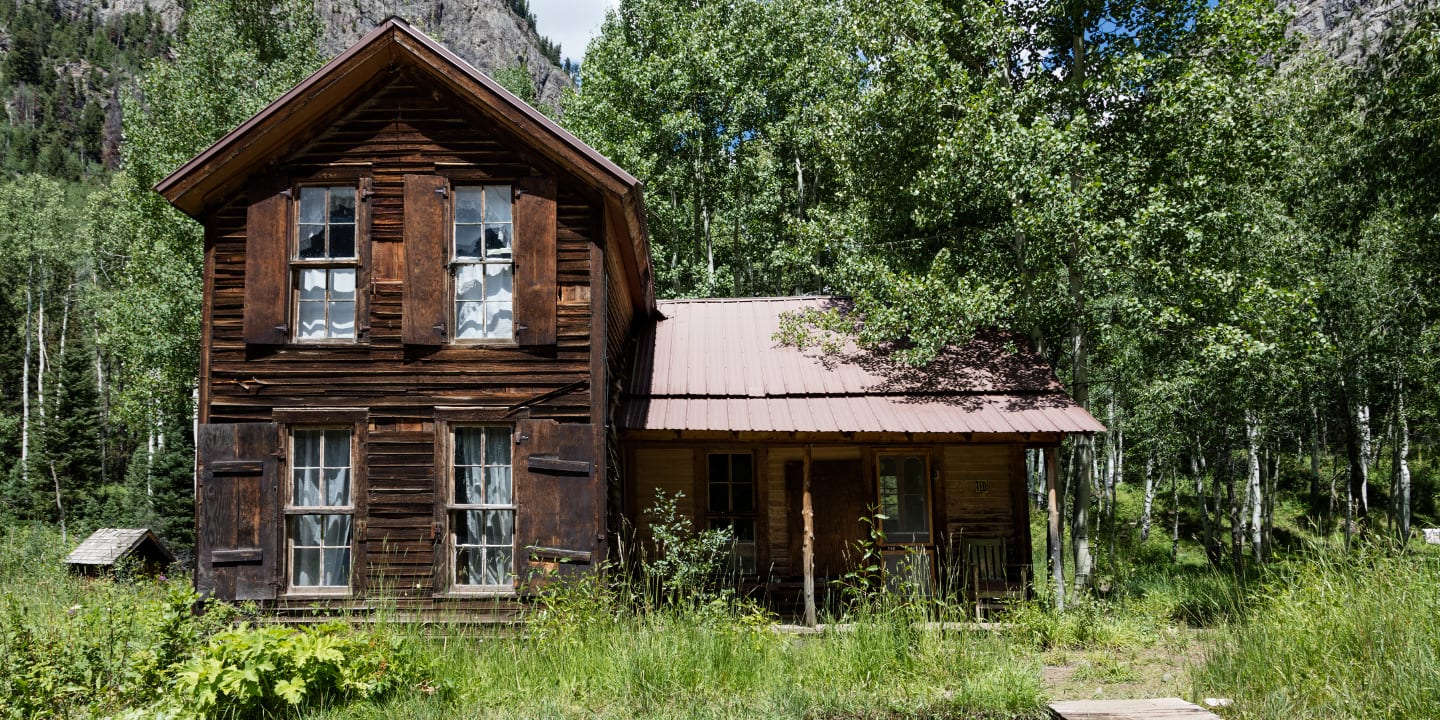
1049,698,1224,720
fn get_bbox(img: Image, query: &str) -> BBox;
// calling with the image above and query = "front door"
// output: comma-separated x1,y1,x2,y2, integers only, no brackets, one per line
785,459,868,578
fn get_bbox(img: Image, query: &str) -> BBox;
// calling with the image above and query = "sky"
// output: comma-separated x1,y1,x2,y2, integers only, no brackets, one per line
528,1,618,66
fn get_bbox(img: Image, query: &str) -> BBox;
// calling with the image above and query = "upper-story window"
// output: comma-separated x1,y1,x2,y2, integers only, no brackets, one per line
295,186,358,341
453,186,513,340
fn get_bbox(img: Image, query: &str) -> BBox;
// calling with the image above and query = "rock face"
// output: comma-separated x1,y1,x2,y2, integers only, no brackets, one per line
49,0,571,109
1281,0,1434,63
316,0,572,109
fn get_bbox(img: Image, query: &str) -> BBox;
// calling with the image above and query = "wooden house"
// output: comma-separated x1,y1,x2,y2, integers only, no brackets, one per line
158,18,1101,618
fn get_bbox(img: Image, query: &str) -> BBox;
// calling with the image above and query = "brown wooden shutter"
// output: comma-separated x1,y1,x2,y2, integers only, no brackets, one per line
513,175,557,346
243,177,291,345
403,174,448,345
514,419,599,584
196,422,281,601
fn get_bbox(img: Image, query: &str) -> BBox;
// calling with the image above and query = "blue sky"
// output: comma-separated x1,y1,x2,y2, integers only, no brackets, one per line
529,1,617,65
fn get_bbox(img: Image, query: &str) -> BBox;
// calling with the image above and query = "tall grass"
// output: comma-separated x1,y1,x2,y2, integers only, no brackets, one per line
1194,547,1440,719
305,593,1048,720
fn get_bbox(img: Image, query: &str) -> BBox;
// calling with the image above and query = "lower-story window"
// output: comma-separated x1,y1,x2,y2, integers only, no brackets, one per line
707,452,757,575
288,428,353,589
451,426,514,589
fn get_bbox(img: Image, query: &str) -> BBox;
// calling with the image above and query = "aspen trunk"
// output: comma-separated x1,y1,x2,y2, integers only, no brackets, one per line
1394,379,1411,543
1068,18,1093,599
1047,447,1065,611
1310,404,1323,524
1246,413,1263,563
801,444,816,628
1192,443,1215,562
20,268,32,479
1141,455,1155,543
1170,470,1181,563
1353,402,1371,519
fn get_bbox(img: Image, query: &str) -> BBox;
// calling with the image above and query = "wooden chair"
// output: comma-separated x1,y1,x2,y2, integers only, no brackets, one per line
963,538,1021,620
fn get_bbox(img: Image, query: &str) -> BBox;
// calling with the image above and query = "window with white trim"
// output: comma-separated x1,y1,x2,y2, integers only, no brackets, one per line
287,428,353,589
877,453,931,544
294,185,358,341
450,426,515,589
452,186,513,340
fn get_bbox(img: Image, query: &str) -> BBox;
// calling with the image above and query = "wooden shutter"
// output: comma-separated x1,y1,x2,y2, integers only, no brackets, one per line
514,419,599,583
513,175,557,346
403,174,448,345
243,177,291,345
196,422,281,601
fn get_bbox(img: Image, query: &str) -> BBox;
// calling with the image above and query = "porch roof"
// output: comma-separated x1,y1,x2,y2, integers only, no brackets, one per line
623,297,1104,435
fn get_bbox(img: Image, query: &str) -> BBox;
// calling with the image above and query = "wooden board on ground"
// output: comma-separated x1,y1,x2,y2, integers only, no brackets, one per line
1049,698,1223,720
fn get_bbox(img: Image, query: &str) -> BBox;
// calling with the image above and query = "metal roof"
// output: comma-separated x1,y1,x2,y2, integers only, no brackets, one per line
623,297,1104,435
65,528,174,566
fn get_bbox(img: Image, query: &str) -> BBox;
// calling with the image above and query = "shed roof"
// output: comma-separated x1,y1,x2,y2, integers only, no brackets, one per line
65,528,174,566
623,297,1104,435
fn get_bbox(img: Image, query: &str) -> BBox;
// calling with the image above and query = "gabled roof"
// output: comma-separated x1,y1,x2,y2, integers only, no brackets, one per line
64,528,175,567
624,297,1104,435
155,17,654,314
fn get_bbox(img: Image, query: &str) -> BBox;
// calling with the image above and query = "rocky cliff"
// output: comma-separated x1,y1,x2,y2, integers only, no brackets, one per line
1281,0,1435,63
48,0,571,108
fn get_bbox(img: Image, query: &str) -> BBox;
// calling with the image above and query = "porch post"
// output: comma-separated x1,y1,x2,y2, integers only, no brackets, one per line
1046,446,1066,611
802,444,817,627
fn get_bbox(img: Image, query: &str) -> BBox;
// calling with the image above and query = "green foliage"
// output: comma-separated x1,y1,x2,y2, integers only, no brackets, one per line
642,490,734,602
166,622,429,719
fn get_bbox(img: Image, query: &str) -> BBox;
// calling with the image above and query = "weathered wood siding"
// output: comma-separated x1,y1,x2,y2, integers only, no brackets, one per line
199,70,607,612
628,448,695,540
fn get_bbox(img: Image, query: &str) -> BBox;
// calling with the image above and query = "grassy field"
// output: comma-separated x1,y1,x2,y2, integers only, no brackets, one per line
4,494,1439,719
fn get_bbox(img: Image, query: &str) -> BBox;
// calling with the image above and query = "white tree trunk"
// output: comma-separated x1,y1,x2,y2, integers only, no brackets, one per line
1394,379,1411,542
20,271,32,479
1354,402,1371,517
1246,413,1263,563
1141,455,1155,542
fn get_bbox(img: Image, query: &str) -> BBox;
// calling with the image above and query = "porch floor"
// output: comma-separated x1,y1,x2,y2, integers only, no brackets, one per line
1048,698,1223,720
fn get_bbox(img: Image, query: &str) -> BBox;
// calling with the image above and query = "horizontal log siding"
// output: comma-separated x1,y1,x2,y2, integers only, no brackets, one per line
629,448,694,544
203,72,600,615
942,445,1018,558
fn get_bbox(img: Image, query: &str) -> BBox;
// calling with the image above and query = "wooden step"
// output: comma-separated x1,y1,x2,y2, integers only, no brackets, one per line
1049,698,1224,720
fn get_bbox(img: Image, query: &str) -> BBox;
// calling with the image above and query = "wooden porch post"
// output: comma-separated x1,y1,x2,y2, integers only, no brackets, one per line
1046,446,1066,611
802,444,817,627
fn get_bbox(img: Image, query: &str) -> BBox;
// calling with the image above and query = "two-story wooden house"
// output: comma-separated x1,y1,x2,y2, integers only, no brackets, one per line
159,18,1101,618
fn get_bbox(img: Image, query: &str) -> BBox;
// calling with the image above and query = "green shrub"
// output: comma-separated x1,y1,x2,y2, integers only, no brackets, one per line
164,621,430,719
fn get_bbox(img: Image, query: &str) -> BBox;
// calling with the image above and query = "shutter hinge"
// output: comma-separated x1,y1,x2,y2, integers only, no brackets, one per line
360,187,375,200
433,322,447,338
280,188,292,198
431,521,441,541
435,186,447,197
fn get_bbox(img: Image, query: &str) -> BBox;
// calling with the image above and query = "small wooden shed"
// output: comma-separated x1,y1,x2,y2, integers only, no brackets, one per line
65,529,176,577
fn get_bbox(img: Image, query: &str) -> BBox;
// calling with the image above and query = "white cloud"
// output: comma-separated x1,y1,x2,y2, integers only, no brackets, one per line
528,0,618,65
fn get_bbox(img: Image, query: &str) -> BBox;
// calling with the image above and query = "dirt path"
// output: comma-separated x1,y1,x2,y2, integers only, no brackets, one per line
1042,629,1211,702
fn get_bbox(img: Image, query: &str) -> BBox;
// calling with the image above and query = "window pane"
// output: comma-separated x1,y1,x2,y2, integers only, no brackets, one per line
297,300,326,339
298,225,326,258
323,548,350,586
455,264,486,301
293,548,321,586
456,510,483,545
732,519,755,542
485,427,512,466
709,481,729,515
486,466,512,505
299,269,328,301
329,187,356,223
483,186,510,222
295,514,321,545
456,547,482,585
483,224,512,259
455,187,484,224
329,224,355,259
456,301,485,339
732,453,754,484
455,224,484,258
455,428,483,466
323,429,350,467
294,468,321,506
486,548,512,586
483,510,513,546
294,430,321,466
329,301,355,339
484,263,512,302
734,483,754,514
323,514,352,546
456,466,484,504
708,454,728,484
298,187,326,224
324,468,350,506
484,301,512,338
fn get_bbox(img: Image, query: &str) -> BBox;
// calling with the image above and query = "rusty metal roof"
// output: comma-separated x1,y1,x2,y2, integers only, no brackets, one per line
623,297,1104,435
65,528,174,567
